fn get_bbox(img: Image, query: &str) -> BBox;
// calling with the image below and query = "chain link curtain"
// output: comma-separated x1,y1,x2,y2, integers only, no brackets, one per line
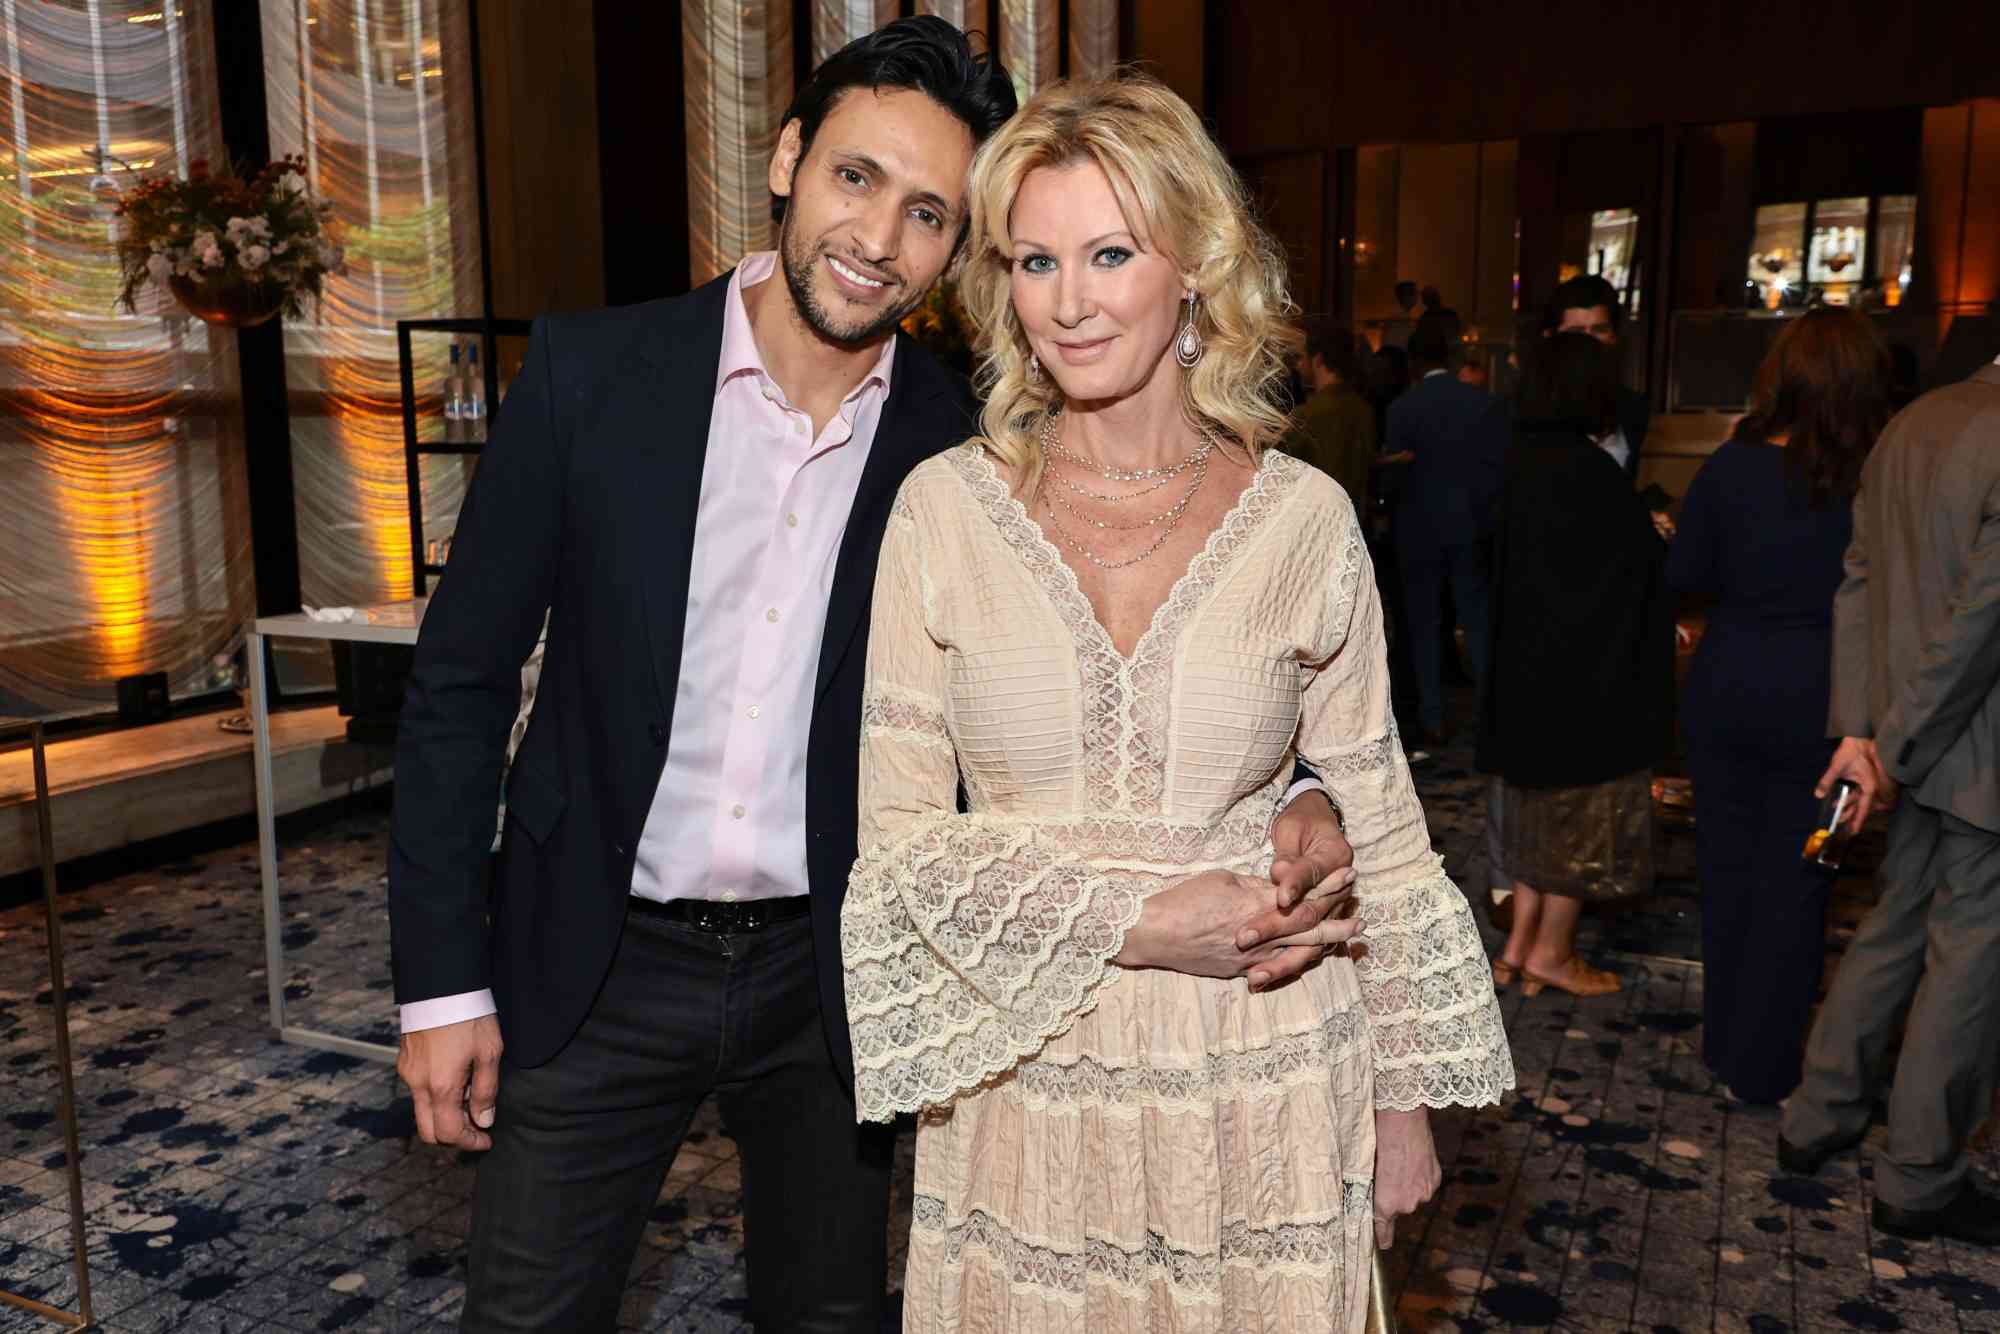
261,0,482,609
0,0,252,715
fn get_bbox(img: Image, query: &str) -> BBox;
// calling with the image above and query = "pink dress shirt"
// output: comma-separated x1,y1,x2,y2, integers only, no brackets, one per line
401,252,893,1033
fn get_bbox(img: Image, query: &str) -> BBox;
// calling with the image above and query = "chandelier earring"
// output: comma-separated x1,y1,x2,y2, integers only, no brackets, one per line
1028,351,1041,384
1175,292,1205,369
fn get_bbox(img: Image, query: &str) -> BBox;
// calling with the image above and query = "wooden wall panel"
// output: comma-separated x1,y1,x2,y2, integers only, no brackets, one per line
1961,99,2000,314
1129,0,1202,116
476,0,605,314
1918,104,1970,317
476,0,606,316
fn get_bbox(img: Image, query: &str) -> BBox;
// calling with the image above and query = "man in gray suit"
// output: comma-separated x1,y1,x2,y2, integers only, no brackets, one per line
1778,356,2000,1246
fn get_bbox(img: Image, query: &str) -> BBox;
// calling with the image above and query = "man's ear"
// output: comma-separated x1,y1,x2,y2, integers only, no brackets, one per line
769,119,805,200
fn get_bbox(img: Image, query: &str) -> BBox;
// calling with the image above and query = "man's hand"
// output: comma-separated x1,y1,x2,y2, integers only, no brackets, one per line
1817,736,1893,832
398,1014,504,1151
1270,789,1355,911
1117,868,1363,989
1373,1107,1442,1249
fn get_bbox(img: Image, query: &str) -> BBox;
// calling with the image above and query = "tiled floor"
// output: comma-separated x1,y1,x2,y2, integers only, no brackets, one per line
2,727,1995,1331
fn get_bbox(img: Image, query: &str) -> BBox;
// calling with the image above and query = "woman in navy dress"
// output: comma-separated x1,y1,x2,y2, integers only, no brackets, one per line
1667,307,1892,1105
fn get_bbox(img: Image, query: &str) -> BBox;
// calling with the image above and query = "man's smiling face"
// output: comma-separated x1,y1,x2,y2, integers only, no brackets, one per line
769,86,975,347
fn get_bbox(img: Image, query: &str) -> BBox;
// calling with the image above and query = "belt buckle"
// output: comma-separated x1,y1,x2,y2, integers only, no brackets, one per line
689,901,727,933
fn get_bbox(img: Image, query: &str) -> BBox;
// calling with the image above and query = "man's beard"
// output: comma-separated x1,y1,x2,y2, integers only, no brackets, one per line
778,213,921,347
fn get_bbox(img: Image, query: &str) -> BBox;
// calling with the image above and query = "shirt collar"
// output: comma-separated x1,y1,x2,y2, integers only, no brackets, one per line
716,251,899,404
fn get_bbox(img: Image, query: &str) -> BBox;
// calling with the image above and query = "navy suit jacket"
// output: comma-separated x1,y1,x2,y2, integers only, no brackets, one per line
1386,371,1511,549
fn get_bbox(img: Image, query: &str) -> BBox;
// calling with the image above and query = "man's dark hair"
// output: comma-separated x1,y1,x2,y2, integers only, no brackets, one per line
1420,285,1442,311
1546,274,1622,330
1518,331,1620,434
1407,317,1456,372
1303,318,1360,383
782,17,1017,179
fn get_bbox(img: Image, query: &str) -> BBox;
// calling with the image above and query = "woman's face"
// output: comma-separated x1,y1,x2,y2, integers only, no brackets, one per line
1006,160,1188,407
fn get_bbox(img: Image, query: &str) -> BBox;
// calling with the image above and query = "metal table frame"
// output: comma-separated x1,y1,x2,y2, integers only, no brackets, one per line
246,601,424,1065
0,720,94,1330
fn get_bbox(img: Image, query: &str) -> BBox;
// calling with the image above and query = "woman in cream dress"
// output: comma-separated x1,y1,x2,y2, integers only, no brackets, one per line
842,75,1513,1333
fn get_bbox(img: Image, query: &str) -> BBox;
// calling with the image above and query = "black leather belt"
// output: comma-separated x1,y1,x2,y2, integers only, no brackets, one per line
628,895,811,934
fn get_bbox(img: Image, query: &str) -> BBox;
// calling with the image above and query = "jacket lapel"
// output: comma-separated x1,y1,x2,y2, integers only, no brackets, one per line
629,273,734,720
815,337,967,703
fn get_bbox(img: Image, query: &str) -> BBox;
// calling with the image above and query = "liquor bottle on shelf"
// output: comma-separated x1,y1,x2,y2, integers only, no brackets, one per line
465,341,487,440
444,338,465,444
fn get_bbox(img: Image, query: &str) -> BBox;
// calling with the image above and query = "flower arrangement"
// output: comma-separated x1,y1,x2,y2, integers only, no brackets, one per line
115,155,344,326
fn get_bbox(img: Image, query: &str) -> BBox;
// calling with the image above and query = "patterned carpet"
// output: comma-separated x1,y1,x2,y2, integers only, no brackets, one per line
2,725,1996,1332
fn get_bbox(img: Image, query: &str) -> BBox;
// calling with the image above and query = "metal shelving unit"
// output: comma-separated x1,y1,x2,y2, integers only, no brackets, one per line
395,316,531,597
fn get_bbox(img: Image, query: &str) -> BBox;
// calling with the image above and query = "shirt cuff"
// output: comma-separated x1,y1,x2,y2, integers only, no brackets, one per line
400,989,497,1034
1280,777,1332,814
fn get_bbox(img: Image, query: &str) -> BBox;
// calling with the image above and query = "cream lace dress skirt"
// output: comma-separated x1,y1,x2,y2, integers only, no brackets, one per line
903,928,1378,1334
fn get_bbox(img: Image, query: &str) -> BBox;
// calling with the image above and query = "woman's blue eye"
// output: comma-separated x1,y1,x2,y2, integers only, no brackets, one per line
1020,254,1055,275
1095,246,1132,267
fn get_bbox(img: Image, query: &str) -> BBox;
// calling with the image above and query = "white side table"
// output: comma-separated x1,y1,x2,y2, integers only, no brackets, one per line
247,600,425,1063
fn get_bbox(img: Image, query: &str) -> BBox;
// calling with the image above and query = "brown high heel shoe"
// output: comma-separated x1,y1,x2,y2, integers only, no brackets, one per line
1492,960,1520,990
1521,957,1621,998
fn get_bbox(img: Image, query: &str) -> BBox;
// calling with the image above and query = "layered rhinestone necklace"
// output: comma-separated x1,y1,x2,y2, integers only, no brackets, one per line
1035,411,1215,569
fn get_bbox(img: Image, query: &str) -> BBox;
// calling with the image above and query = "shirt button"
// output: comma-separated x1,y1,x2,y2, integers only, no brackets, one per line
792,420,806,435
747,705,761,719
785,513,798,528
766,608,779,623
722,890,738,903
731,804,746,819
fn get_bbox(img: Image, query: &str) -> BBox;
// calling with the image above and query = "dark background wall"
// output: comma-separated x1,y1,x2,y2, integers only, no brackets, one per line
1211,0,2000,155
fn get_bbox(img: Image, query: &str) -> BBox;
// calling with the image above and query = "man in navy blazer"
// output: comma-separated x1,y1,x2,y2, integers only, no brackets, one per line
386,21,1355,1332
1387,318,1510,744
1545,274,1650,476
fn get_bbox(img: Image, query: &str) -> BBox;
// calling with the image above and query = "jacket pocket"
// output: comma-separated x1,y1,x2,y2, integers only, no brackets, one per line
503,761,568,846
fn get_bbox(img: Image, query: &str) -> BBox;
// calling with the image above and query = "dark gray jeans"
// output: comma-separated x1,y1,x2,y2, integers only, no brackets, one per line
1784,801,2000,1210
461,909,893,1332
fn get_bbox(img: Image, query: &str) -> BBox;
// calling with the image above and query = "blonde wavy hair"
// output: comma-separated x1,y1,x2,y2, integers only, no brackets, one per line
957,72,1299,491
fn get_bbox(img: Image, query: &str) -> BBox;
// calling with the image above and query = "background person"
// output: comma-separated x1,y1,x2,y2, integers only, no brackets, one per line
1479,332,1675,997
1667,307,1892,1105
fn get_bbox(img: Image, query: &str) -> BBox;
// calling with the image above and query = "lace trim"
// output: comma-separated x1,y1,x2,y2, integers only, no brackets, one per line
862,685,952,752
1324,486,1367,659
1006,1011,1368,1112
910,1186,1374,1301
844,817,1154,1121
1350,868,1516,1111
1309,732,1399,782
948,444,1302,816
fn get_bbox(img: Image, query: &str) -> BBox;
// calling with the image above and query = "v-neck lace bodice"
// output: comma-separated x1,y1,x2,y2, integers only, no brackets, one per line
943,444,1303,817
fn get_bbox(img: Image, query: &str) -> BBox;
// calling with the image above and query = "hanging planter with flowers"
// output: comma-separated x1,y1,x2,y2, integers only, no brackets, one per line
114,155,345,328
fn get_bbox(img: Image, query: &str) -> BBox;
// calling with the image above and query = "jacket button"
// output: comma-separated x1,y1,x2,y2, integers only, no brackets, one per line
614,841,629,858
648,722,667,747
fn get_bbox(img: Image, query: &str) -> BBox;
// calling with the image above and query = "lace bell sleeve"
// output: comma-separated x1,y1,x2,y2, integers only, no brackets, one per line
1297,497,1515,1112
840,486,1154,1123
